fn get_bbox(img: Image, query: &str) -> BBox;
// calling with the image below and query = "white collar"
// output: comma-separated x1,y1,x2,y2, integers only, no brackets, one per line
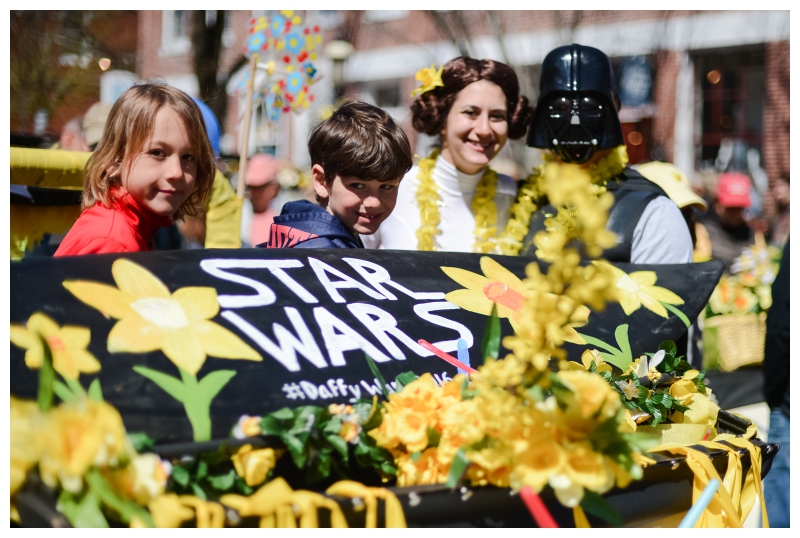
433,155,486,196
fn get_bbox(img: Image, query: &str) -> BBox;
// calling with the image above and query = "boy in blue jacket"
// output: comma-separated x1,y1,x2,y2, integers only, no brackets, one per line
261,101,412,248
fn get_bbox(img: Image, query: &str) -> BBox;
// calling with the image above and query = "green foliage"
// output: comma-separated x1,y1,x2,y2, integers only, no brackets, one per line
580,490,624,526
37,335,55,411
444,449,470,488
481,303,501,364
88,379,104,402
127,432,155,453
364,353,390,399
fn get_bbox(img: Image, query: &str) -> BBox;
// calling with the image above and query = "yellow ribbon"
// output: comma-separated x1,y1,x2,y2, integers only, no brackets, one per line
326,480,407,528
573,506,591,528
178,495,226,528
220,477,348,528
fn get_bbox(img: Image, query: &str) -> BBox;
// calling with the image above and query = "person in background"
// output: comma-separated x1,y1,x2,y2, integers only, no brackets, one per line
51,116,89,151
768,176,790,247
241,153,281,247
698,171,755,271
762,239,789,527
635,162,710,262
82,102,113,151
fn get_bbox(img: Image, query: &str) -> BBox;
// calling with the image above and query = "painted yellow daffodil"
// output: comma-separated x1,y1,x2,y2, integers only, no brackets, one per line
10,312,100,380
593,260,684,318
410,64,444,97
63,259,261,375
442,256,590,344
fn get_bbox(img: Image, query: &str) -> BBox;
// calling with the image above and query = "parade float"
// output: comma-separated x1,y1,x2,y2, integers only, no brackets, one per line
10,158,776,528
9,12,776,528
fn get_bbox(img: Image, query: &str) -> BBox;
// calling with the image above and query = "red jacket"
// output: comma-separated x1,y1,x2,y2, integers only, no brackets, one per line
54,187,172,257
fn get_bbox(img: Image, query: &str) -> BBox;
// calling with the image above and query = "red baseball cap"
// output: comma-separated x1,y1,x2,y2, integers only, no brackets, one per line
716,172,752,208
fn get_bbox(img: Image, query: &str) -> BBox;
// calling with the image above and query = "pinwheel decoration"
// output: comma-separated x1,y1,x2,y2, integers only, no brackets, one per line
240,10,323,121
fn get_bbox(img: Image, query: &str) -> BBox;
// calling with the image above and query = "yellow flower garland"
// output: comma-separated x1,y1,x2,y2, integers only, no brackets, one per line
414,146,629,255
415,150,500,253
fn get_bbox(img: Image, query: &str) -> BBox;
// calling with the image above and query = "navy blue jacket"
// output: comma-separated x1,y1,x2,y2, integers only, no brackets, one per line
259,200,364,249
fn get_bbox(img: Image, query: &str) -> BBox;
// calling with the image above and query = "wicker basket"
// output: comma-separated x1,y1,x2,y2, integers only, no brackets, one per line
703,313,767,371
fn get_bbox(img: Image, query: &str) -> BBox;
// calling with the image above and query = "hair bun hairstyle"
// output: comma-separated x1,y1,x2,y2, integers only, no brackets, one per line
410,57,533,140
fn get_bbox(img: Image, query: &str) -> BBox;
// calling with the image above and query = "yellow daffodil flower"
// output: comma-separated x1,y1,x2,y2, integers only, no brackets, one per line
10,312,100,380
580,349,612,373
39,398,132,493
410,64,444,97
231,445,283,487
10,397,45,496
63,259,261,375
593,260,684,318
564,441,615,493
442,256,590,345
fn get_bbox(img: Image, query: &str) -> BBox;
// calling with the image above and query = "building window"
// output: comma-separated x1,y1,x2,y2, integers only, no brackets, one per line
159,10,191,58
694,46,765,170
364,10,409,23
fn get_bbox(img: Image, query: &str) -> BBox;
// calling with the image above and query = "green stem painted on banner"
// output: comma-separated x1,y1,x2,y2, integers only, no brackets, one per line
662,302,691,328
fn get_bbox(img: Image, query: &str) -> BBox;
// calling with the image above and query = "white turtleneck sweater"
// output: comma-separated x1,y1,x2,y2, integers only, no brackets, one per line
362,157,517,252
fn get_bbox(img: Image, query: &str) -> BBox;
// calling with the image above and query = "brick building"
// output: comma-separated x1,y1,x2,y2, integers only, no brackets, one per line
135,10,789,216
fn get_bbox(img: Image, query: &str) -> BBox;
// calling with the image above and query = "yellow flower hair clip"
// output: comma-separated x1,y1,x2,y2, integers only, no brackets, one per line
410,64,444,97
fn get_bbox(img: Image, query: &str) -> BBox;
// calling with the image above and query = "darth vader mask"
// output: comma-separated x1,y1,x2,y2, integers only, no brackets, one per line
527,44,624,164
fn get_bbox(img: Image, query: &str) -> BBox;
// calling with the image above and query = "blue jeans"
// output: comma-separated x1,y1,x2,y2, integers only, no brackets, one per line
763,409,790,527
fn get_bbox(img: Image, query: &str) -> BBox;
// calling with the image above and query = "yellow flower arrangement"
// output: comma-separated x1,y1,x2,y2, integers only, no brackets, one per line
63,258,261,375
10,397,45,496
410,64,444,97
10,312,100,380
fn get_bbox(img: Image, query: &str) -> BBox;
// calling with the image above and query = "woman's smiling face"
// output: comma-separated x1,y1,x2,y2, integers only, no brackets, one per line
439,79,509,175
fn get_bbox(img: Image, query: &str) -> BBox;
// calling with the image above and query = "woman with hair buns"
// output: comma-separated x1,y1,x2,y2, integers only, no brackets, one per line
362,57,533,253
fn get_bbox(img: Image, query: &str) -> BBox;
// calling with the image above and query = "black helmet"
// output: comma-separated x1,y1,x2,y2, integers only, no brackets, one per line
527,44,625,164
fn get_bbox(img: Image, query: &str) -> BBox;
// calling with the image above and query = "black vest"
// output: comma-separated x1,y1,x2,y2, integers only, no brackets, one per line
518,167,668,262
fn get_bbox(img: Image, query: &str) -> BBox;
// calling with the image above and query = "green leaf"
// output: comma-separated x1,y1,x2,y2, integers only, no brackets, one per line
481,303,501,363
88,379,103,402
85,468,154,527
196,370,236,402
127,432,155,453
38,336,55,411
662,302,691,328
283,434,308,468
410,451,421,462
658,340,677,357
207,469,236,491
306,453,332,483
58,489,109,528
190,482,207,500
444,449,470,488
291,406,322,435
172,465,190,487
270,407,295,421
196,460,209,481
133,366,187,402
326,434,349,461
235,477,254,495
53,380,79,403
365,353,390,399
426,427,441,448
395,371,418,391
580,489,624,527
614,324,633,363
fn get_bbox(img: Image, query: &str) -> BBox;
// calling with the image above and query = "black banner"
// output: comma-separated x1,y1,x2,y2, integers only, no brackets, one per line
10,249,724,442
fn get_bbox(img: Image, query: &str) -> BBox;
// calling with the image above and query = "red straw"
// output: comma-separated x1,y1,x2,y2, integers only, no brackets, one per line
520,486,559,528
418,340,479,375
702,429,711,441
